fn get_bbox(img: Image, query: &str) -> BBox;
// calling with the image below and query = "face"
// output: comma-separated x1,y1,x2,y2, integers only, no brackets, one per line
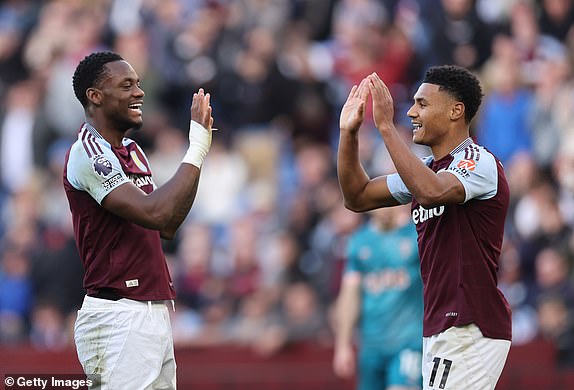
406,83,457,147
95,60,145,131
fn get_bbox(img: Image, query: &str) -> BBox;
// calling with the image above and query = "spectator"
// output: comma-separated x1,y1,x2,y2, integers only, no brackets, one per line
537,294,574,368
0,3,572,383
0,246,32,344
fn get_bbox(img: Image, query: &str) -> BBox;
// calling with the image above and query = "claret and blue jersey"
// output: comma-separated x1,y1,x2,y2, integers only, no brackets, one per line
387,137,512,342
63,123,175,301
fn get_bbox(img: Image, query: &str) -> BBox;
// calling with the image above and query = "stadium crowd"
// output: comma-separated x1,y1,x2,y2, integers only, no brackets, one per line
0,0,573,370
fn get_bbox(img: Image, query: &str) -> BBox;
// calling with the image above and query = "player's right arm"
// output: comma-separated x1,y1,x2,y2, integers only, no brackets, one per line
338,79,402,212
333,271,361,379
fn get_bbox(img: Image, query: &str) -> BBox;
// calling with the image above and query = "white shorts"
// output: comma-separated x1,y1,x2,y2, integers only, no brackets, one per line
74,296,176,390
422,323,510,390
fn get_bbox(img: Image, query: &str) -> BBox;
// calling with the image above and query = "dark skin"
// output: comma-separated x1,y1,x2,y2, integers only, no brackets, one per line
84,60,213,239
338,73,466,212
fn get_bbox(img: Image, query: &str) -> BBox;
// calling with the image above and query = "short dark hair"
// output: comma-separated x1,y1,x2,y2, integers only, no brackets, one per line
422,65,483,123
72,51,124,107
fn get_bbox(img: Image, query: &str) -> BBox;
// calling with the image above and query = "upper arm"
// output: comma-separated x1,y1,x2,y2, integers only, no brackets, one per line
341,271,361,290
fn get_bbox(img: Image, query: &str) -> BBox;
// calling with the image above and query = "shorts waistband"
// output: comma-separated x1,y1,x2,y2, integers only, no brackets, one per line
82,295,170,310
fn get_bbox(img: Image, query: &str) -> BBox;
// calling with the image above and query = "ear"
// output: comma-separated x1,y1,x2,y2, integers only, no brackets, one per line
450,102,465,121
86,87,103,106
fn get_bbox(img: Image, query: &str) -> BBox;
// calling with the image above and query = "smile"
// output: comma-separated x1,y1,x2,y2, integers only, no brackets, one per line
128,103,143,115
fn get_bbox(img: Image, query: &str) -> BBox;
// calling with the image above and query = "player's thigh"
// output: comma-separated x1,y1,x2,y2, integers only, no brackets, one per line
422,324,510,390
387,348,422,390
74,307,134,387
109,306,175,389
148,309,177,390
75,304,174,390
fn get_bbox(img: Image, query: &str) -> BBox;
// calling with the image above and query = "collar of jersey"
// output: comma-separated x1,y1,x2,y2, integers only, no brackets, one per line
82,122,111,149
450,137,473,156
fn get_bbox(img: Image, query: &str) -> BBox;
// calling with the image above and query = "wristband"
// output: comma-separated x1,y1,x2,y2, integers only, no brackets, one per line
182,120,212,168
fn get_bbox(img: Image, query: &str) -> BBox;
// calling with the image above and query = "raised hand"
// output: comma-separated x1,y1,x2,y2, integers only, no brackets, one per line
340,78,369,133
367,73,395,132
190,88,213,131
185,88,213,168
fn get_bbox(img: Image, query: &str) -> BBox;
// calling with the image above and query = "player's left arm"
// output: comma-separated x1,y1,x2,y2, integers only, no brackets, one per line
102,89,213,240
366,73,465,207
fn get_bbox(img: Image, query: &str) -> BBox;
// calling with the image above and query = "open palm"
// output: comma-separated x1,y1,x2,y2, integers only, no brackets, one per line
340,79,369,133
367,73,395,131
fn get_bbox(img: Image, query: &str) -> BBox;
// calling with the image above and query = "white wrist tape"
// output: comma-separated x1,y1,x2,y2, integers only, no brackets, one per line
182,120,212,168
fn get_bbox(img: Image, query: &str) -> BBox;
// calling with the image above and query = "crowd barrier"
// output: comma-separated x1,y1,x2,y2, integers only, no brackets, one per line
1,340,573,389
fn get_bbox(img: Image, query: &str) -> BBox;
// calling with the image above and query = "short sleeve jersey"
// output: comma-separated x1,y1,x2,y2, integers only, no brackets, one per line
345,222,423,353
387,138,511,341
63,123,175,301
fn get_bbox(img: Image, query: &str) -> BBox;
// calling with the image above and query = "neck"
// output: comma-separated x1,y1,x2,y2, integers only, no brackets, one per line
430,128,469,160
85,114,126,147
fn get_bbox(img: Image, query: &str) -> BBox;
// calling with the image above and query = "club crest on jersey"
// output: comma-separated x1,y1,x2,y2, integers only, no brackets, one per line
457,159,476,171
93,155,113,177
412,205,445,225
130,150,148,172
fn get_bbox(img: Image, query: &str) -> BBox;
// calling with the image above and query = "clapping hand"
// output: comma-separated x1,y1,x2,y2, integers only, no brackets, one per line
339,79,369,134
367,73,395,132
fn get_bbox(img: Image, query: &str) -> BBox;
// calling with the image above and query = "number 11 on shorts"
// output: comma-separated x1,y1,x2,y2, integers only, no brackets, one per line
429,357,452,389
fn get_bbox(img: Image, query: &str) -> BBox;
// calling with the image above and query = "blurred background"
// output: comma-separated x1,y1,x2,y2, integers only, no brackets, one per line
0,0,573,388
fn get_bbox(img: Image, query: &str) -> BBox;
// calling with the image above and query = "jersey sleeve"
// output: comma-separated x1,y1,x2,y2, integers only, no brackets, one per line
386,156,434,204
344,233,362,274
387,173,413,205
441,149,498,203
66,142,130,204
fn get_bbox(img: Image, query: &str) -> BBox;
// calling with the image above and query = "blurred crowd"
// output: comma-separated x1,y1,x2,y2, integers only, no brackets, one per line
0,0,574,370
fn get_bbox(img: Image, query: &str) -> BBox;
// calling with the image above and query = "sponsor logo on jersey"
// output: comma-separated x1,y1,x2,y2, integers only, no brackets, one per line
364,269,410,294
93,155,113,177
412,205,445,225
445,311,458,317
447,165,470,178
457,159,476,171
129,174,154,189
102,173,123,191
